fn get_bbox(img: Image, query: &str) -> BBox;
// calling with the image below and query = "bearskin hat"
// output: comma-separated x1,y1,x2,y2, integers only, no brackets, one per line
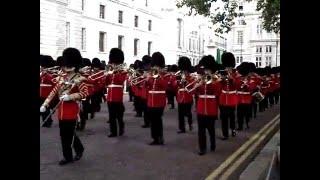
198,55,218,73
82,58,91,67
56,56,63,67
237,62,251,76
61,48,82,69
221,52,236,68
109,48,124,64
178,56,192,72
92,58,101,68
264,66,272,76
170,64,178,72
248,62,256,73
134,60,143,70
40,55,54,68
151,52,165,68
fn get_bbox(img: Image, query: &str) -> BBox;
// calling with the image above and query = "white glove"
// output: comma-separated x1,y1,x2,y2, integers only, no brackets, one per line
40,106,46,113
60,94,71,101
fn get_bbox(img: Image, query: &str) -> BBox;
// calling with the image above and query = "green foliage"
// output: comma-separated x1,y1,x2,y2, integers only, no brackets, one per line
176,0,280,34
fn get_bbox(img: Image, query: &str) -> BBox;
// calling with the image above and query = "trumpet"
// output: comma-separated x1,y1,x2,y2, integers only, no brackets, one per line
105,63,127,74
79,66,92,75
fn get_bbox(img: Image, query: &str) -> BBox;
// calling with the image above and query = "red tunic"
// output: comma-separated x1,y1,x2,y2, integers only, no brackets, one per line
106,71,127,102
145,73,168,108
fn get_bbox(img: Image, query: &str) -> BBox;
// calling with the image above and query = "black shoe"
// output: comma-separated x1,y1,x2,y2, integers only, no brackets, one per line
246,124,250,129
220,137,228,141
59,159,73,166
236,128,243,131
108,134,117,137
74,151,83,161
177,130,186,134
90,113,95,119
149,141,159,145
141,125,150,128
210,147,216,152
198,151,206,156
232,130,236,137
158,138,164,145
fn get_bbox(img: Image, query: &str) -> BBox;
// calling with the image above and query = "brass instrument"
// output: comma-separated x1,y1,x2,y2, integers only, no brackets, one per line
185,71,219,93
105,63,127,74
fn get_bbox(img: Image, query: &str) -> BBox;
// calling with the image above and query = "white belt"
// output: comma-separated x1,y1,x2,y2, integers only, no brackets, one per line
178,88,186,92
237,91,250,95
108,84,123,88
40,84,52,87
198,95,216,98
222,90,236,94
149,90,166,94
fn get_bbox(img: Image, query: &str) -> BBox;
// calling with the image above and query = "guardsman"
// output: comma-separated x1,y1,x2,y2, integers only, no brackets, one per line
40,55,55,128
274,67,280,104
105,48,127,137
77,58,93,131
40,48,88,165
145,52,168,145
236,62,257,130
127,63,135,102
90,58,103,119
132,60,144,117
188,56,221,155
259,68,270,112
139,55,152,128
166,64,178,109
219,52,238,140
173,56,194,133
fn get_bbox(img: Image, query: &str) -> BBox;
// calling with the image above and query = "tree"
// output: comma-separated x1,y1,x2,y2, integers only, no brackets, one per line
176,0,280,34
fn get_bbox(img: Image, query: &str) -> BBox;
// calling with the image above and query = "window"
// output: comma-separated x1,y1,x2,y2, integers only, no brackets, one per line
81,28,86,50
177,18,182,48
257,24,263,34
256,57,262,67
237,31,243,44
118,11,123,23
269,46,272,52
240,56,243,63
148,41,152,56
134,38,139,56
260,47,262,52
145,0,148,6
148,20,152,31
256,47,259,52
99,5,105,19
99,32,106,52
118,35,124,50
259,57,262,66
66,22,70,47
237,57,240,63
239,2,243,11
266,45,272,53
193,39,196,51
81,0,85,11
134,15,139,27
189,38,191,51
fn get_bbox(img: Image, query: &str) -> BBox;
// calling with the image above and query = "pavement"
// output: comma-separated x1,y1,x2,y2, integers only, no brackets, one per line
40,95,280,180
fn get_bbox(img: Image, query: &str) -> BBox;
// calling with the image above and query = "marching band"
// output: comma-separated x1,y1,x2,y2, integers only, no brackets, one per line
40,47,280,165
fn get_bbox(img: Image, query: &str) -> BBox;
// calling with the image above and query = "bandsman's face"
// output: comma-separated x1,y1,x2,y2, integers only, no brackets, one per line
62,66,75,73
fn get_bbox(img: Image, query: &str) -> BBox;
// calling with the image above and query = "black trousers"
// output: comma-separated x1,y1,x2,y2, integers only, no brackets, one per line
178,103,193,131
269,92,275,106
237,104,251,129
134,96,144,116
274,89,280,104
91,91,103,113
107,102,125,135
197,115,216,152
40,98,52,126
128,86,134,102
59,120,84,161
78,98,91,130
147,107,164,142
167,90,175,108
259,95,268,112
252,102,258,118
142,99,149,126
219,106,236,138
